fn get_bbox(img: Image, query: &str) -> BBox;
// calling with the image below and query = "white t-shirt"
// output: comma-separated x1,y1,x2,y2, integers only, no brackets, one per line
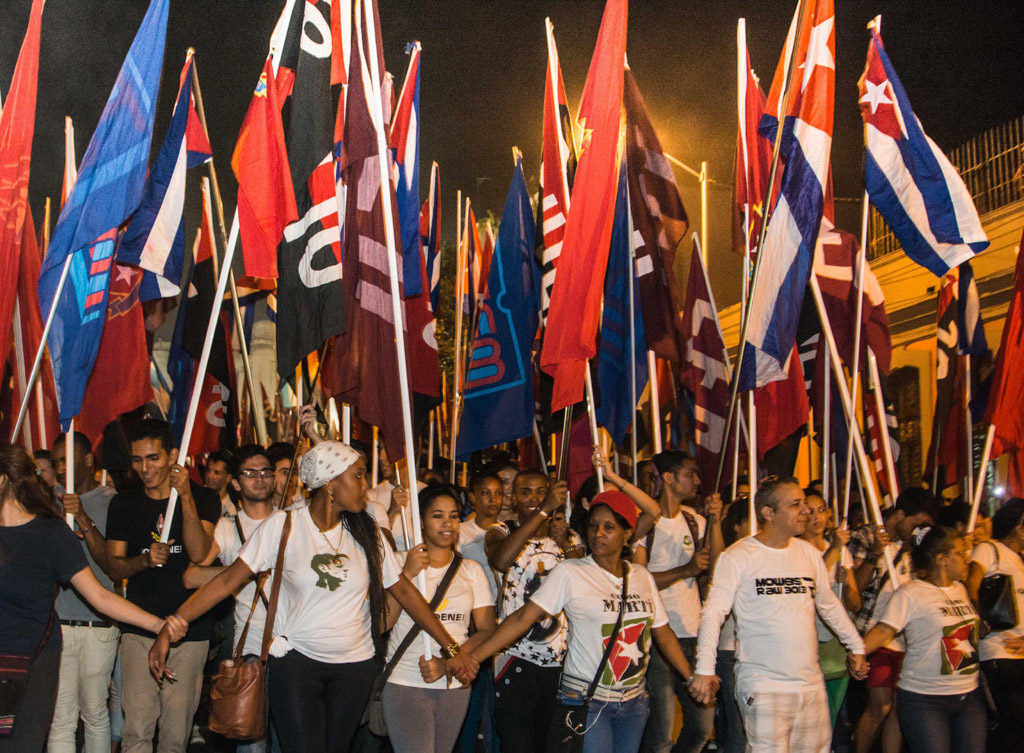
459,518,503,602
971,540,1024,661
366,480,427,551
815,546,855,643
386,552,494,689
696,537,865,692
214,509,273,657
531,557,668,701
239,507,401,663
640,507,707,638
864,543,912,652
498,523,577,667
879,579,980,695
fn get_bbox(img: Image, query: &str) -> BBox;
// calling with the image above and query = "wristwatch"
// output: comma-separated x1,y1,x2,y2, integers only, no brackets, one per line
440,642,461,659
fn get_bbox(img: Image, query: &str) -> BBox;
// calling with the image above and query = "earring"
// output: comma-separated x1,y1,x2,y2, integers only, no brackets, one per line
328,487,335,506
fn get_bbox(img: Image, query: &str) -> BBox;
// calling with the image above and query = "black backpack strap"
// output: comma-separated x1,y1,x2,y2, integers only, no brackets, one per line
233,514,269,610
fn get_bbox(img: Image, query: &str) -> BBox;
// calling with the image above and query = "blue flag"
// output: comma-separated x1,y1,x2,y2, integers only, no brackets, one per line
956,261,987,356
596,159,648,446
38,0,169,428
391,42,423,295
457,157,539,460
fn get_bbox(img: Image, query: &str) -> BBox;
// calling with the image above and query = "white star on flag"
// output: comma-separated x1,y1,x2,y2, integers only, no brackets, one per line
799,17,835,91
859,78,892,114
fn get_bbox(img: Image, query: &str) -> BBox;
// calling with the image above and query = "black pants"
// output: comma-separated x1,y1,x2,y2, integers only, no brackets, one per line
981,658,1024,751
0,645,60,752
267,651,376,753
493,657,560,753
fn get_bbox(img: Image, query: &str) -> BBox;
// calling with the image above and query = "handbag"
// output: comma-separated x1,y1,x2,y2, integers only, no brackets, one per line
0,609,55,737
977,542,1019,631
363,553,464,737
208,510,293,741
547,563,630,753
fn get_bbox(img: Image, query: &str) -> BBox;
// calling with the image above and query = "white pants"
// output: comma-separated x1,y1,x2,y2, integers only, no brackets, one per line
47,624,120,753
735,684,831,753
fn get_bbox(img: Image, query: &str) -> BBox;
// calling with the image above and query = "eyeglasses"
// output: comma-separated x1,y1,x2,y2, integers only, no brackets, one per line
239,469,274,479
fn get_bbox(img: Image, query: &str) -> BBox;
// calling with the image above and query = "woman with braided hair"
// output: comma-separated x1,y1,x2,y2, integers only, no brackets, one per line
148,441,479,753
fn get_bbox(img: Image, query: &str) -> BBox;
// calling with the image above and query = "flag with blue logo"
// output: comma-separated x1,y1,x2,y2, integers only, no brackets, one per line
38,0,168,428
390,41,423,295
738,0,834,391
119,54,212,301
457,156,539,460
858,25,987,277
596,159,648,446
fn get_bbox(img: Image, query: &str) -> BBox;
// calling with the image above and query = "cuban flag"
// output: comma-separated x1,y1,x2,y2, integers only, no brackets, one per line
119,54,213,301
738,0,834,390
390,41,423,295
38,0,168,428
420,161,442,312
859,23,988,276
956,260,987,356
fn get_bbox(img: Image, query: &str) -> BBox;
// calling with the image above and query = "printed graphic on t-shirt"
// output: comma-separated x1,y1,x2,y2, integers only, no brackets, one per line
940,618,979,675
602,616,653,687
754,575,816,597
311,553,350,591
503,538,567,665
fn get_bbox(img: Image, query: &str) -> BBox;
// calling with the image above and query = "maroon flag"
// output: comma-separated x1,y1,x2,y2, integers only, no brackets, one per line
985,226,1024,457
324,0,409,458
0,0,44,371
623,67,689,364
865,350,901,502
680,244,730,491
927,274,960,486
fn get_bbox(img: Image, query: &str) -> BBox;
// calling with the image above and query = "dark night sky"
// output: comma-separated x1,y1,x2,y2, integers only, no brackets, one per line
4,0,1023,309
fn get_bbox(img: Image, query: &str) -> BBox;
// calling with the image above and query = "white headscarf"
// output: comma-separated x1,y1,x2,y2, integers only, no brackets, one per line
298,441,360,490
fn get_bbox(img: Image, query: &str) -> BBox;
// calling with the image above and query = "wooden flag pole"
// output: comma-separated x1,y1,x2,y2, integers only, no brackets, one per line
556,408,573,482
160,212,241,543
426,409,435,470
450,190,464,482
190,52,268,446
823,344,833,516
968,424,995,532
648,351,662,454
714,0,808,492
360,0,430,658
841,192,870,515
64,420,75,528
34,198,53,450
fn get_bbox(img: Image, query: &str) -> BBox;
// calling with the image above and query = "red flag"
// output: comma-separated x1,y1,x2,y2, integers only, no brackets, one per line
985,229,1024,457
232,57,297,279
463,201,483,311
0,0,44,372
734,26,771,257
754,344,809,460
623,67,689,364
540,0,628,412
77,263,154,449
479,221,495,300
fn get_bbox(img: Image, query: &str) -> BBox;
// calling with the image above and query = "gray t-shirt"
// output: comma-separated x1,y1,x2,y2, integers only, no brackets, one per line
56,485,116,622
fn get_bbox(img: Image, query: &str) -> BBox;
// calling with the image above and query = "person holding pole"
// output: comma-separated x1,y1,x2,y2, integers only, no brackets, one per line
382,485,497,753
103,418,220,753
634,450,722,753
147,441,479,753
689,477,869,753
847,487,937,753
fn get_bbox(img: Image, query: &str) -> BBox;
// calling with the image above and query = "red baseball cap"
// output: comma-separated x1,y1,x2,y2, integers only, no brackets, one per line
590,490,639,529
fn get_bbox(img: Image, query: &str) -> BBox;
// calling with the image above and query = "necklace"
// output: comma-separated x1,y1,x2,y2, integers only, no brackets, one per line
317,522,343,553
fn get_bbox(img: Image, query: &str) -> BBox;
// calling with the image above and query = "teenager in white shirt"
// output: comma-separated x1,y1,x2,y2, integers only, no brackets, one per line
799,490,861,726
691,476,868,753
965,497,1024,750
148,441,480,753
864,526,984,753
472,491,692,753
382,485,496,753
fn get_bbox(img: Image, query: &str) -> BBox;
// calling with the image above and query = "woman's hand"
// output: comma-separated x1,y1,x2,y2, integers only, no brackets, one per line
445,650,480,685
828,528,851,553
164,614,189,642
148,625,176,682
389,485,410,520
403,544,429,580
298,405,322,444
419,655,447,683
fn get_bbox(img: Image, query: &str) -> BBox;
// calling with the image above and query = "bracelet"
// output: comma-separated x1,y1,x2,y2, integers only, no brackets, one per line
78,521,95,536
537,509,550,519
440,641,461,659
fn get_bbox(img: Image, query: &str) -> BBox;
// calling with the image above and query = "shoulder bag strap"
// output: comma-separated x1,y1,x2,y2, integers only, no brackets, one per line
234,515,270,611
258,511,294,662
381,553,464,681
988,540,1001,568
681,510,702,548
585,563,630,700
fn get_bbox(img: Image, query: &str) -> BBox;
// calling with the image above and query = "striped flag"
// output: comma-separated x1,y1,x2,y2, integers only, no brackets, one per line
956,260,987,356
865,348,901,501
739,0,834,390
390,41,423,295
420,161,442,312
859,23,987,276
536,17,577,328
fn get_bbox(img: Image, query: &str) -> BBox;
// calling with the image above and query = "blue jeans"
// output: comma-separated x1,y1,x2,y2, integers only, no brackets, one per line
554,688,649,753
459,661,499,753
714,649,745,753
896,687,986,753
643,636,714,753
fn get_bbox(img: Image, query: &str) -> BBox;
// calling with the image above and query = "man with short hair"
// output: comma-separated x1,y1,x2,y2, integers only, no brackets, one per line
202,450,235,518
485,470,581,753
266,441,298,509
638,450,722,753
105,418,219,753
691,477,868,753
47,432,118,753
848,487,937,753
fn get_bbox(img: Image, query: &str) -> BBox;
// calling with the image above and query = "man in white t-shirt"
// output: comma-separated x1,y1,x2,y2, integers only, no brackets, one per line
691,477,868,753
637,450,722,753
186,445,277,753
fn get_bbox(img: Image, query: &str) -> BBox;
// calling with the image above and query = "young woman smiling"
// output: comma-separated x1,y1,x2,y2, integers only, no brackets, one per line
381,485,496,753
147,442,478,753
470,490,692,753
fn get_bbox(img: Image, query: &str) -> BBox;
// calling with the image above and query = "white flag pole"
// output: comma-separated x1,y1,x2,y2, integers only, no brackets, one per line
963,353,975,504
160,208,240,543
584,362,605,493
841,193,870,515
342,403,352,445
64,420,75,528
11,301,34,451
968,425,996,533
358,0,429,657
868,349,900,502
